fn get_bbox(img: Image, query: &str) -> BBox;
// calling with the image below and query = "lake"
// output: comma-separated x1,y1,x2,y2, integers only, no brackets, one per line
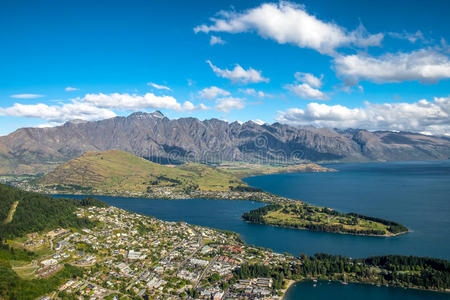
244,160,450,260
284,281,450,300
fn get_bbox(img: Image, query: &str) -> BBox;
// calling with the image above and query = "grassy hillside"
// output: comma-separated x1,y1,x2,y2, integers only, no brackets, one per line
39,150,244,194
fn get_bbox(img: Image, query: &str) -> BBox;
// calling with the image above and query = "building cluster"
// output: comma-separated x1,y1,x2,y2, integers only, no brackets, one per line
22,205,298,299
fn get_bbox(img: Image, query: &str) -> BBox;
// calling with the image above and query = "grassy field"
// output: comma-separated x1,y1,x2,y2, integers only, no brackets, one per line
39,150,244,193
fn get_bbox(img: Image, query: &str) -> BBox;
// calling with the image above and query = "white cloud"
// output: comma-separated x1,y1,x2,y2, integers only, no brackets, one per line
195,2,383,55
239,88,268,98
198,86,230,100
334,49,450,85
10,94,44,99
65,86,79,91
294,72,323,88
35,122,64,128
210,35,226,45
0,92,208,123
0,102,116,123
147,82,172,91
285,83,327,100
252,119,265,125
207,60,269,84
276,96,450,136
285,72,327,100
82,92,206,111
215,97,245,113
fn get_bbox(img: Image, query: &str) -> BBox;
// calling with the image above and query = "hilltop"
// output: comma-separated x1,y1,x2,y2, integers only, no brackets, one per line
38,150,245,195
1,111,449,174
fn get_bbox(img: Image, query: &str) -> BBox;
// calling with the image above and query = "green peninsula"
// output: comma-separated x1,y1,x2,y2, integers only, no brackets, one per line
242,203,409,236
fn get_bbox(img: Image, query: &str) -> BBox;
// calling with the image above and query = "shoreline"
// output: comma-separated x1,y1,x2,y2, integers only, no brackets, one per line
44,190,409,238
242,219,410,238
281,279,450,297
281,279,296,299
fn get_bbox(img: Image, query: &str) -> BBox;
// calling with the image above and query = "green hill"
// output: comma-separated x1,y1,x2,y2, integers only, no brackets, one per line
39,150,244,194
0,183,106,240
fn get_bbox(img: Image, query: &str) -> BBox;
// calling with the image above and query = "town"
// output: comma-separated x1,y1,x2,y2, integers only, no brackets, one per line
19,205,298,299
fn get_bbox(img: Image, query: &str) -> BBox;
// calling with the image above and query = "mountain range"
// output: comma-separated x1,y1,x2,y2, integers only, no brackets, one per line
1,111,449,175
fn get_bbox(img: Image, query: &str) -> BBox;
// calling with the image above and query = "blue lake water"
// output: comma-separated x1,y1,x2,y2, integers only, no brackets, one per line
284,281,450,300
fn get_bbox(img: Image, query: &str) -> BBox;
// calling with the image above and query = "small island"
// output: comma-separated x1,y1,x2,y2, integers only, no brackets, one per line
242,203,409,236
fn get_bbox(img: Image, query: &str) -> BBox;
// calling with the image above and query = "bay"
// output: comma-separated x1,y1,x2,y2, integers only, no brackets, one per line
243,160,450,259
284,281,450,300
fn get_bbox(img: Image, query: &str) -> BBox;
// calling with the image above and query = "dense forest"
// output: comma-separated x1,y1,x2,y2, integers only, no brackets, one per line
0,184,107,299
234,254,450,292
242,204,282,223
0,183,107,240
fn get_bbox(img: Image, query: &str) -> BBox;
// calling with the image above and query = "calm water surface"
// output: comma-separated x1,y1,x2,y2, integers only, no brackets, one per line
284,281,450,300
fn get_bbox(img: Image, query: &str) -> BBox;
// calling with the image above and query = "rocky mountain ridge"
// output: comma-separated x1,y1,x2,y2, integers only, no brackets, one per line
1,111,449,174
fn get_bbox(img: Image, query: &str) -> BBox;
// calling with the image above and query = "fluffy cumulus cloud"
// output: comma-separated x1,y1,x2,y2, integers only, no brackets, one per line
215,97,245,113
0,92,208,123
285,72,327,100
285,83,326,100
0,102,116,123
198,86,230,100
207,60,269,84
83,93,205,111
334,49,450,85
276,97,450,136
10,94,44,99
195,2,383,55
147,82,172,91
210,35,226,45
294,72,323,88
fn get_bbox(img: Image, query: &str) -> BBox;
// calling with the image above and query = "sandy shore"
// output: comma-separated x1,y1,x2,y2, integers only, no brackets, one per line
280,280,296,299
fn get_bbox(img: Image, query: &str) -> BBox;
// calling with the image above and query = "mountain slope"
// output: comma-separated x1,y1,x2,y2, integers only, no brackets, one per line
39,149,244,193
1,111,449,174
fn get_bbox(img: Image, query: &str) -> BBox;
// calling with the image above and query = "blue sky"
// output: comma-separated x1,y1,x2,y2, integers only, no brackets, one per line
1,0,450,135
